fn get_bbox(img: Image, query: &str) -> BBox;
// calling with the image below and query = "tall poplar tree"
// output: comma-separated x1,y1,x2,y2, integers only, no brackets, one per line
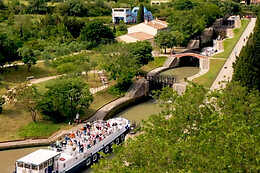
137,4,144,24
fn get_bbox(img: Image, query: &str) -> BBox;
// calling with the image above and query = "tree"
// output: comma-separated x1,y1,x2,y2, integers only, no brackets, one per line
57,0,88,17
154,31,175,53
39,77,93,122
93,82,260,172
0,33,16,67
18,47,38,72
91,61,98,77
27,0,48,14
128,41,153,66
0,0,5,10
102,44,139,88
78,20,115,48
83,62,91,81
233,15,260,91
17,85,40,122
0,97,5,113
137,3,144,24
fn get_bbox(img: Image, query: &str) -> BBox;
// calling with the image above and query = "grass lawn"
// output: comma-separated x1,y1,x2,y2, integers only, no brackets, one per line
34,73,103,94
213,20,250,59
18,121,70,139
0,62,58,96
140,56,167,74
0,103,70,142
83,86,119,120
193,59,226,88
193,19,250,88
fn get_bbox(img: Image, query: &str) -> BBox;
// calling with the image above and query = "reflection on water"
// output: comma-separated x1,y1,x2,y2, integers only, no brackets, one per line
0,99,161,173
159,67,200,80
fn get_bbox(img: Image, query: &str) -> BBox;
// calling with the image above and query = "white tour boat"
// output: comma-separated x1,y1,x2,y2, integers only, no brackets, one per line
14,117,130,173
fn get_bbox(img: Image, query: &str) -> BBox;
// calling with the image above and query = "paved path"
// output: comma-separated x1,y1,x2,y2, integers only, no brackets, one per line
211,18,257,90
29,70,108,94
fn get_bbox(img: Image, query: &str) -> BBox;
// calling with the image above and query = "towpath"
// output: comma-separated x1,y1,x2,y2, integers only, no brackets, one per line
211,18,257,90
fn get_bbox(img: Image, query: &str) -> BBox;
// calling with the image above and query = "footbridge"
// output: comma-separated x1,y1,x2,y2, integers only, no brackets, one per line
147,52,210,77
146,52,210,92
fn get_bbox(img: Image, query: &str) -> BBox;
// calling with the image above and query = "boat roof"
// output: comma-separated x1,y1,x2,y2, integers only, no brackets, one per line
17,149,60,166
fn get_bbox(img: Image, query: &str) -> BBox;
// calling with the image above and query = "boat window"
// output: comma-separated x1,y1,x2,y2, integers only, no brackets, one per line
48,159,53,165
54,156,59,161
44,161,48,167
63,164,66,168
31,164,38,170
24,163,30,169
17,162,24,168
39,164,43,170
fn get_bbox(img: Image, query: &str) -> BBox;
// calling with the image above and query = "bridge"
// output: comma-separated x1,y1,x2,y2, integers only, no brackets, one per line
147,52,210,77
146,52,210,91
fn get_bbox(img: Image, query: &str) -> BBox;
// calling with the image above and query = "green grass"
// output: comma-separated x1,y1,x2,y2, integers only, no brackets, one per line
83,86,119,120
140,56,167,74
193,19,250,88
193,59,226,88
18,121,69,139
213,20,250,59
0,62,58,96
34,73,103,94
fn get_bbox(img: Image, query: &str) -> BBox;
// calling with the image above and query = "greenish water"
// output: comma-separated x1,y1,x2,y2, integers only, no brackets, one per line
117,99,162,124
159,67,200,80
0,99,162,173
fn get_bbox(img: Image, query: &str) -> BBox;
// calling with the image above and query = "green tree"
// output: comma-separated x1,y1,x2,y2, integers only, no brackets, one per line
93,82,260,172
0,0,5,10
102,44,139,87
91,61,98,77
129,41,153,66
18,47,38,72
27,0,48,14
0,97,5,113
0,33,16,67
39,77,93,122
78,20,115,48
57,0,88,17
17,85,40,122
233,15,260,91
154,31,175,53
137,3,144,24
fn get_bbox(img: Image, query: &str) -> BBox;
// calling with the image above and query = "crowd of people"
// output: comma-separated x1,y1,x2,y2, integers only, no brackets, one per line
50,120,120,155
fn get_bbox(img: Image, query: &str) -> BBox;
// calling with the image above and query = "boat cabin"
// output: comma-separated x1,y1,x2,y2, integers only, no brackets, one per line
15,149,60,173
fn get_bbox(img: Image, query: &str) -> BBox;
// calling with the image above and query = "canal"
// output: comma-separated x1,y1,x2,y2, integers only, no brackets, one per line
159,67,200,80
0,99,162,173
0,66,200,173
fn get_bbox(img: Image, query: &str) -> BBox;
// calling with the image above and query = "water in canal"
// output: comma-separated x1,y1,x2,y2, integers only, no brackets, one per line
0,99,162,173
159,67,200,80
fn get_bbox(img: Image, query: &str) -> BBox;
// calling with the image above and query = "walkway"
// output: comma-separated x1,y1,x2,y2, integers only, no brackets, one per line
28,70,108,95
211,18,257,90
